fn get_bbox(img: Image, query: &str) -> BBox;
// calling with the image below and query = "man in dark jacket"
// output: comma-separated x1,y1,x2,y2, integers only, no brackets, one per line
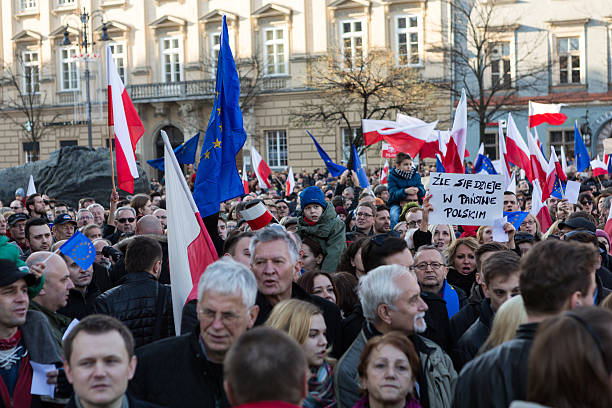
63,315,161,408
249,227,344,357
94,236,174,348
58,253,100,319
129,258,259,408
454,239,599,408
454,250,520,370
413,245,467,353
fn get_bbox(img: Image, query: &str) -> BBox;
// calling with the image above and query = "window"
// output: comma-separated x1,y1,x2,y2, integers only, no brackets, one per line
266,130,287,167
60,47,79,91
482,132,498,160
341,20,364,68
20,0,37,10
558,37,580,84
22,51,39,94
549,130,576,157
342,127,366,165
490,42,511,89
108,42,126,84
60,140,77,148
395,15,421,65
23,142,39,163
210,32,221,64
161,37,182,83
263,28,287,76
57,0,75,5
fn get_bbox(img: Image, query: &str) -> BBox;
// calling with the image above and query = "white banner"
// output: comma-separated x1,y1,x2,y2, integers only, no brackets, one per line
428,172,504,226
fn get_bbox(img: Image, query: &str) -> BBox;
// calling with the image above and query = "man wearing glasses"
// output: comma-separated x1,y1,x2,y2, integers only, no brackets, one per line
9,200,27,214
413,244,467,353
104,206,137,245
353,202,376,236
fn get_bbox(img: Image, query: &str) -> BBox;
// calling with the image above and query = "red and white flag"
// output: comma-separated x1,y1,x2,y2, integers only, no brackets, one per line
250,147,272,189
530,179,553,232
506,113,533,182
163,130,218,334
381,142,397,158
443,89,467,173
362,119,438,158
242,162,249,195
240,201,274,230
380,160,389,184
286,167,295,197
498,124,511,190
560,145,568,175
107,46,144,193
528,101,567,128
591,156,607,178
550,146,567,183
527,127,550,199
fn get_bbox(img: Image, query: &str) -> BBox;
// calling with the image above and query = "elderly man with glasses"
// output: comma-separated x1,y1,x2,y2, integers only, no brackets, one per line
104,206,137,245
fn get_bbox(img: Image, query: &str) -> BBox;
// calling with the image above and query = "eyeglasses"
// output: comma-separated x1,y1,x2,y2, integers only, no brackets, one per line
522,220,535,226
407,220,422,228
356,212,373,218
198,309,241,325
10,206,21,210
117,217,135,224
581,200,594,205
414,262,444,271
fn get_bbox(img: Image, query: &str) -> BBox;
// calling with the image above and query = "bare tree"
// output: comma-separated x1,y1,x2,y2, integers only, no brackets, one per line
436,0,550,141
291,48,439,160
0,55,60,161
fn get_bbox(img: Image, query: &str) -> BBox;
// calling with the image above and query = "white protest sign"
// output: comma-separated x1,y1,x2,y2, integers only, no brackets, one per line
428,172,504,226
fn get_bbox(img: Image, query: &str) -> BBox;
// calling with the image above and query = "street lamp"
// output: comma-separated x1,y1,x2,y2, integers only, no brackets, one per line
62,9,109,148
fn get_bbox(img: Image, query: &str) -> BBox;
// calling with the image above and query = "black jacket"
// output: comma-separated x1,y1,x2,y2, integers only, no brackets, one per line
340,303,364,353
94,272,175,348
453,323,538,408
66,394,163,408
57,282,101,320
129,328,229,408
420,284,468,354
453,298,494,370
92,262,114,293
449,283,483,345
596,274,611,305
596,265,612,290
446,268,476,296
255,283,344,357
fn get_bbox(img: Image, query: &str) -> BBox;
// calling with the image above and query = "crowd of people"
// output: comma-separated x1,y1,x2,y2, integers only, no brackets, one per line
0,151,611,408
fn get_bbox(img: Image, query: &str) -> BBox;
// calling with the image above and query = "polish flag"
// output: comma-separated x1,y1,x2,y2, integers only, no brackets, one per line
381,142,398,158
380,160,389,184
362,119,438,158
527,127,550,199
419,130,447,159
163,130,218,334
498,124,511,190
506,113,533,182
591,156,607,178
530,179,553,232
551,147,567,183
240,201,274,230
250,147,272,189
443,89,468,173
528,101,567,128
107,46,144,193
560,145,568,174
286,167,295,197
242,162,249,195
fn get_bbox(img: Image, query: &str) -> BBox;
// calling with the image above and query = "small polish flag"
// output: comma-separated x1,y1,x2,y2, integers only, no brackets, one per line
380,160,389,184
591,156,607,178
250,147,272,189
560,145,568,174
286,167,295,197
530,179,553,232
551,147,567,183
240,201,275,230
528,101,567,128
443,89,468,174
362,119,438,158
242,162,249,195
527,127,550,199
381,142,397,158
506,113,533,182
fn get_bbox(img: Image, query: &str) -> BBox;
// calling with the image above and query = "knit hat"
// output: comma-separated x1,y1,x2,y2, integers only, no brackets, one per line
300,186,326,210
596,229,611,250
335,206,347,216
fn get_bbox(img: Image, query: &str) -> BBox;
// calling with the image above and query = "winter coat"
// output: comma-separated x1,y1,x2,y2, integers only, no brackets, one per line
335,323,456,408
453,323,538,408
94,271,174,348
0,235,27,270
420,283,468,354
129,327,229,408
297,202,346,273
449,283,483,345
387,167,425,207
453,298,494,370
58,282,101,320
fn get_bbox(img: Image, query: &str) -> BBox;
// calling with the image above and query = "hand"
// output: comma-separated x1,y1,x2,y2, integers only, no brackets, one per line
28,262,45,280
340,169,349,183
350,170,360,185
110,190,119,205
503,222,516,241
405,187,418,195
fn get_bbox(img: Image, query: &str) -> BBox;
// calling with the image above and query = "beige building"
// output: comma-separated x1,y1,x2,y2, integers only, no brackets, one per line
0,0,453,176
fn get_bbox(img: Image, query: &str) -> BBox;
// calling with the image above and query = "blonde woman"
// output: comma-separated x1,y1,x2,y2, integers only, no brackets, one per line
266,299,335,408
478,295,527,355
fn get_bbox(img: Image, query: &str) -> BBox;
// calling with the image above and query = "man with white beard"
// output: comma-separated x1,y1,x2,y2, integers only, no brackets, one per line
334,265,456,408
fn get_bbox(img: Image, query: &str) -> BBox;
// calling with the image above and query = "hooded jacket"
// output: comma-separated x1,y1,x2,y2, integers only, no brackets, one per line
297,202,346,273
387,167,425,207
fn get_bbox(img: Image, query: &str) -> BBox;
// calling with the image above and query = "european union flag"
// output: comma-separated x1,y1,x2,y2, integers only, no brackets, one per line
436,154,446,173
306,130,347,177
59,231,95,271
503,211,529,230
193,16,247,217
574,122,590,172
473,154,497,175
352,145,369,188
551,176,566,199
147,132,201,172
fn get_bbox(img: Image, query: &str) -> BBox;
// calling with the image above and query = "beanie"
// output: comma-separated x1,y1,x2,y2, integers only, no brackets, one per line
300,186,327,210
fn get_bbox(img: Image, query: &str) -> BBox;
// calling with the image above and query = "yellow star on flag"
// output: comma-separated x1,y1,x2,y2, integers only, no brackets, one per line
204,151,210,159
213,139,222,148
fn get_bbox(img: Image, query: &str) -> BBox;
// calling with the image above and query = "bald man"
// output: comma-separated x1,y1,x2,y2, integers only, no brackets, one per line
26,252,75,347
136,215,163,236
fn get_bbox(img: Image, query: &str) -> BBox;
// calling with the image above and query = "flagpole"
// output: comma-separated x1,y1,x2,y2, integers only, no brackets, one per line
108,125,116,191
105,46,117,191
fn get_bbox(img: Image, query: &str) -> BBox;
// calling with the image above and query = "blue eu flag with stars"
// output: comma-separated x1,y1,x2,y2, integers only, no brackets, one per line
574,122,590,172
193,16,247,217
551,176,566,199
59,231,95,271
352,145,370,188
473,154,497,175
504,211,529,230
147,132,200,172
306,130,347,177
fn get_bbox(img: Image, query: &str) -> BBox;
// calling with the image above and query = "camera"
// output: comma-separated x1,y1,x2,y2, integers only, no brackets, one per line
101,246,123,263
